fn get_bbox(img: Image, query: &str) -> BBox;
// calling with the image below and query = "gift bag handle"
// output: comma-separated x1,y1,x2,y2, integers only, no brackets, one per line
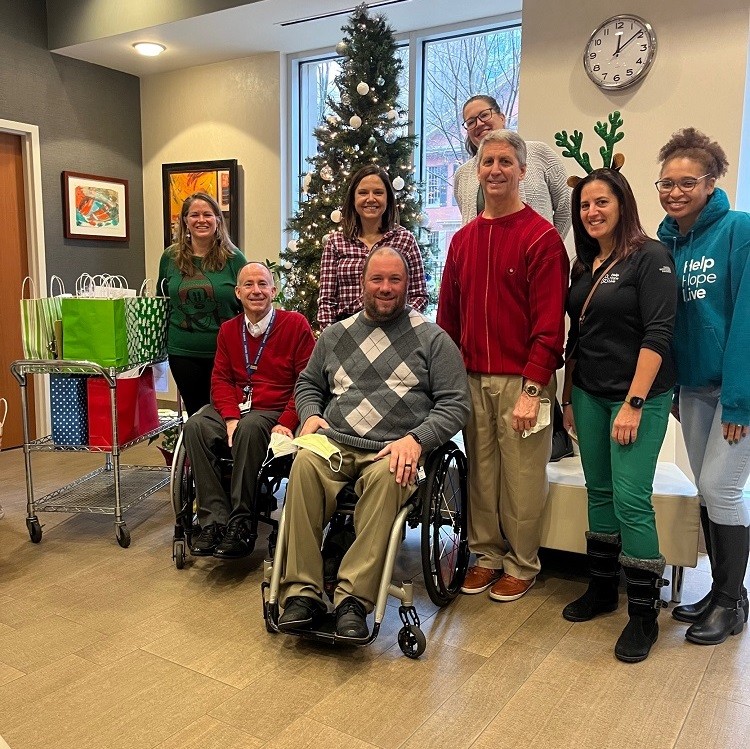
76,273,95,297
138,279,153,297
158,278,169,298
0,397,7,450
49,275,66,297
21,276,37,300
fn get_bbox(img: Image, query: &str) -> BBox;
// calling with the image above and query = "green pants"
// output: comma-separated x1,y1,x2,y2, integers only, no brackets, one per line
572,387,673,559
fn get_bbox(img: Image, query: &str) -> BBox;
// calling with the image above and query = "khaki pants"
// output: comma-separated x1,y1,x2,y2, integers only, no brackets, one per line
280,443,415,611
465,373,553,579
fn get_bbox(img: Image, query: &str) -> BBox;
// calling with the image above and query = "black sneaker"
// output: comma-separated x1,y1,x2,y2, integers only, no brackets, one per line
278,596,326,632
550,430,574,463
335,596,369,641
213,519,254,559
190,523,225,556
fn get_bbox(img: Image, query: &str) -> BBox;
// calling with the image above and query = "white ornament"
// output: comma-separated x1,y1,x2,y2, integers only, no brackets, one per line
326,114,340,126
302,173,312,192
386,108,398,120
392,176,405,191
322,233,331,245
349,115,362,129
287,240,298,253
330,209,342,223
283,261,292,270
320,165,334,182
356,81,370,95
384,130,397,144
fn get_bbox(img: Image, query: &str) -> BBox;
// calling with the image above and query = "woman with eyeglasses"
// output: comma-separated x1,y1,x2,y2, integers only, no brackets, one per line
453,95,571,238
655,128,750,646
454,95,573,462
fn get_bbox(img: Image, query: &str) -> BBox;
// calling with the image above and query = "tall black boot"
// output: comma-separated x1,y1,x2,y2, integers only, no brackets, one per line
563,532,621,622
673,504,714,622
615,555,668,663
686,522,749,645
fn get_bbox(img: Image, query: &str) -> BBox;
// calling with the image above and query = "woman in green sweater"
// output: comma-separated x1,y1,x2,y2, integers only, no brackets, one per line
157,192,247,415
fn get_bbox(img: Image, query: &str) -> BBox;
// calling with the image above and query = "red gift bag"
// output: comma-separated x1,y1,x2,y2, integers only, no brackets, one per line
87,367,159,448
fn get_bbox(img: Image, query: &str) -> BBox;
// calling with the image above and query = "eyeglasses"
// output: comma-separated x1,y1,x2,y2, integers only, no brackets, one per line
462,107,497,130
654,174,711,194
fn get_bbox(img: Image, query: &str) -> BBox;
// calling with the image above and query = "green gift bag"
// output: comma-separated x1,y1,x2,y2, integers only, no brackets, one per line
124,282,169,365
20,277,65,360
62,296,129,367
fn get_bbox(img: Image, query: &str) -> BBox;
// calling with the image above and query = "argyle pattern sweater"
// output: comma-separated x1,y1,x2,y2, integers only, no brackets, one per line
295,307,470,452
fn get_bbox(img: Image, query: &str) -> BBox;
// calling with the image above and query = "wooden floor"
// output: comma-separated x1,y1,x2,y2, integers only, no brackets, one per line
0,444,748,749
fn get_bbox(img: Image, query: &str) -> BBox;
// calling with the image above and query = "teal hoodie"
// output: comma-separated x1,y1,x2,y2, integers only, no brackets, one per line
657,187,750,425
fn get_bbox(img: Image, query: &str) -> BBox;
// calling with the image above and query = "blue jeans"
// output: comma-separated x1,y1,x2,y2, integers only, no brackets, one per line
680,386,750,527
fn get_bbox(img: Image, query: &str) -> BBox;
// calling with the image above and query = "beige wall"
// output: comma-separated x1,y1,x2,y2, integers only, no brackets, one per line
141,52,283,281
520,0,750,468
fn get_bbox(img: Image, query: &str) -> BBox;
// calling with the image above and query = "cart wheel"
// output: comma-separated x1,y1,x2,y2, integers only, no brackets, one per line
398,624,426,659
116,524,131,548
173,539,186,569
26,518,43,544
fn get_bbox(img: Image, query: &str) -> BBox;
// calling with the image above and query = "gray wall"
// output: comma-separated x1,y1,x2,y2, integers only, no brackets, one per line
0,0,144,290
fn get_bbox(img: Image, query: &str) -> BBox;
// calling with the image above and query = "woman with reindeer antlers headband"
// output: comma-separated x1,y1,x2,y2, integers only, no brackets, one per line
557,114,677,663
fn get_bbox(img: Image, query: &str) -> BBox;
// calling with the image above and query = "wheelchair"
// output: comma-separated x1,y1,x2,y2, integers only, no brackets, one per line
262,439,469,658
169,428,292,569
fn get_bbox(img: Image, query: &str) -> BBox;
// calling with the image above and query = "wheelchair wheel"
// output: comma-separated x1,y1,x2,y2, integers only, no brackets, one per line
398,624,426,659
171,432,197,545
420,443,470,607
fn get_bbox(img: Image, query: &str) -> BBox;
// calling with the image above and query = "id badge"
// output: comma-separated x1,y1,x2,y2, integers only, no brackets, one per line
239,388,252,414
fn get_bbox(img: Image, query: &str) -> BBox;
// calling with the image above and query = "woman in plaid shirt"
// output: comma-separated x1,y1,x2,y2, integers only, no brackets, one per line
317,166,428,329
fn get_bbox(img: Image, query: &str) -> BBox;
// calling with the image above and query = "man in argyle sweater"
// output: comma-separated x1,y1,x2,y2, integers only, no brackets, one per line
279,247,470,641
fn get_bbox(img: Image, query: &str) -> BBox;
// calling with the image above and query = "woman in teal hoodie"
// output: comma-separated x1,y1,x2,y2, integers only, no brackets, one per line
656,128,750,646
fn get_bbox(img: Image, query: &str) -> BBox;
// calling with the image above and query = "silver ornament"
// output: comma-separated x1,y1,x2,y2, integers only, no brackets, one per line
335,40,348,56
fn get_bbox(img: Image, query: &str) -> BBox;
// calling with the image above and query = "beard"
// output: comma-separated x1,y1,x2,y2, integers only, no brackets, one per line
363,294,405,322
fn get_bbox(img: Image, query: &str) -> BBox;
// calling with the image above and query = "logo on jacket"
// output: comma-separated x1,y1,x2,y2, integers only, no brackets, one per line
601,272,619,284
659,266,672,273
681,255,717,302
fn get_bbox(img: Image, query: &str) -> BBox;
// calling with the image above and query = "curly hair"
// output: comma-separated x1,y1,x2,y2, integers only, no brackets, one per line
341,166,399,240
170,192,235,276
657,127,729,178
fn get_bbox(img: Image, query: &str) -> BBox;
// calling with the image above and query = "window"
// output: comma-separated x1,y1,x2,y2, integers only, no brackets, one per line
426,165,448,207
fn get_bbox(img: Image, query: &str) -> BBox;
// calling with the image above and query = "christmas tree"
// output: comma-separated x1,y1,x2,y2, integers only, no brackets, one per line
279,3,434,326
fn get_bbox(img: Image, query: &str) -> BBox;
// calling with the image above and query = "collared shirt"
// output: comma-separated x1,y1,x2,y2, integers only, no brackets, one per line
317,226,428,329
244,307,273,338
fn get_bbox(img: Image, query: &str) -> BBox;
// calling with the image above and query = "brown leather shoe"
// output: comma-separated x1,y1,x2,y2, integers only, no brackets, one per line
461,565,502,594
489,574,535,602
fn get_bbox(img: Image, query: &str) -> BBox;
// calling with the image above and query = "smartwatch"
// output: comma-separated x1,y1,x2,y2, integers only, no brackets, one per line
628,396,645,410
408,432,422,445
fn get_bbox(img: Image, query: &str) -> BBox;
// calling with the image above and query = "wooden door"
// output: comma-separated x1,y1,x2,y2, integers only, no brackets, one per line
0,131,35,448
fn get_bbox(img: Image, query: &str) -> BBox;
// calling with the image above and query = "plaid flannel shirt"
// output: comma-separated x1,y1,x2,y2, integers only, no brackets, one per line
317,226,428,329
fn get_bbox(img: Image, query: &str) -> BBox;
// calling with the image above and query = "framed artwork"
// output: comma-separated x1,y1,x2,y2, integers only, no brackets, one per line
62,171,130,242
161,159,239,247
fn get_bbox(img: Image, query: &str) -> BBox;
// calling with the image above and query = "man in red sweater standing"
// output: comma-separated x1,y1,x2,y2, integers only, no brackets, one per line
437,130,569,602
184,262,315,559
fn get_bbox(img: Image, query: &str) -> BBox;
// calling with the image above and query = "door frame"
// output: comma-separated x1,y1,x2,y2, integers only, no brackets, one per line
1,118,50,436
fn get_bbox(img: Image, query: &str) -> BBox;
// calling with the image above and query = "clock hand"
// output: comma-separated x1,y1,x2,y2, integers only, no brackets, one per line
613,33,623,56
617,30,643,54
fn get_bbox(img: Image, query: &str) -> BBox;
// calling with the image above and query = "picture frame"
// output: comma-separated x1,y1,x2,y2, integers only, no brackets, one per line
161,159,239,247
62,171,130,242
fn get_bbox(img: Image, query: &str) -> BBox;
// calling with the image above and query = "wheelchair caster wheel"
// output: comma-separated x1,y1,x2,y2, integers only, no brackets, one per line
26,518,43,543
173,539,186,569
116,524,131,548
398,624,426,659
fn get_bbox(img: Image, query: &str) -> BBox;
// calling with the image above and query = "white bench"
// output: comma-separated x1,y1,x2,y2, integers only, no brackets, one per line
543,457,701,602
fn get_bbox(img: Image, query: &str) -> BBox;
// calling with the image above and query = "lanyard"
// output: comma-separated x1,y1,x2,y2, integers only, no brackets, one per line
241,309,275,396
579,256,620,326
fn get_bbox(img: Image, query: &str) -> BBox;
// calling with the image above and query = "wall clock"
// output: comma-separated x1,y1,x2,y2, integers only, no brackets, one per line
583,14,657,90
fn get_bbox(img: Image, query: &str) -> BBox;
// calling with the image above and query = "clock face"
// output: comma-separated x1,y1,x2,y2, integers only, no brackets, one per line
584,15,656,90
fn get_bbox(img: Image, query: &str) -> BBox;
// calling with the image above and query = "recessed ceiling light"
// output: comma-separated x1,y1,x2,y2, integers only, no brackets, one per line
133,42,166,57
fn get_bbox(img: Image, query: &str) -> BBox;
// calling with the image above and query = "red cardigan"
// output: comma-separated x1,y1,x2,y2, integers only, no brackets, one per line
211,309,315,429
437,206,569,386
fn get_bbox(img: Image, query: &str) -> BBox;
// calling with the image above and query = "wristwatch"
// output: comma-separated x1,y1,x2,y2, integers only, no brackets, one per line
628,396,645,409
523,382,541,397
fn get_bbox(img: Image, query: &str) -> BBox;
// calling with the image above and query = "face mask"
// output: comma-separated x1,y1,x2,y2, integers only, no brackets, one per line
262,432,299,467
292,433,343,472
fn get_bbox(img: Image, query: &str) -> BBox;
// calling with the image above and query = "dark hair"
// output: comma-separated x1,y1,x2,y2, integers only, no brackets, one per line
657,127,729,178
463,94,504,156
341,165,399,240
172,192,234,275
570,169,650,280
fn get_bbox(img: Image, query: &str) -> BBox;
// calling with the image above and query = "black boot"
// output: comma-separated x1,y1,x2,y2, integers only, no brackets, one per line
615,555,668,663
563,532,621,622
673,505,714,622
686,522,749,645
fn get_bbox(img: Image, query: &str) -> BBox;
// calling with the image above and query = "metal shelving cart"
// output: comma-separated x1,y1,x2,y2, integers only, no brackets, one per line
11,358,181,547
